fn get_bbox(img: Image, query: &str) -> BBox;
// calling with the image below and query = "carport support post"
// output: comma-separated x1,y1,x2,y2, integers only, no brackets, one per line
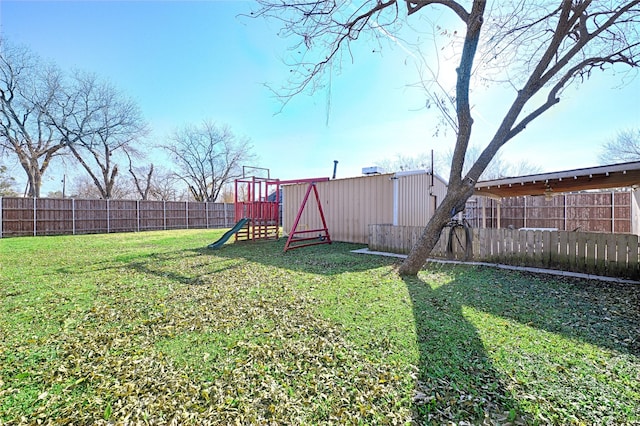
633,189,640,235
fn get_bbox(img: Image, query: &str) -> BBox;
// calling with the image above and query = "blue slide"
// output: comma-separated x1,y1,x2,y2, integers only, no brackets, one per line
207,218,250,249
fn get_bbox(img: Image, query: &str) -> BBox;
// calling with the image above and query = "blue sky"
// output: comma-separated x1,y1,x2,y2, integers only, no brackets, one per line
1,1,639,195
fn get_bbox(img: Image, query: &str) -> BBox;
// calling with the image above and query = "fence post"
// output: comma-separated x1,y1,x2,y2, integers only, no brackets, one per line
33,197,37,237
185,201,189,229
137,200,140,232
612,192,615,233
72,199,76,235
0,197,3,238
206,202,209,229
163,201,167,230
564,194,567,231
107,199,110,233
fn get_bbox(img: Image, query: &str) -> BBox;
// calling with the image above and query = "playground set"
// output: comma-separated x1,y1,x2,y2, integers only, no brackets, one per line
207,167,332,252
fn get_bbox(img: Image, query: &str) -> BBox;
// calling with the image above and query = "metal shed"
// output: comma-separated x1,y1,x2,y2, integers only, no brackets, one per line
282,170,448,244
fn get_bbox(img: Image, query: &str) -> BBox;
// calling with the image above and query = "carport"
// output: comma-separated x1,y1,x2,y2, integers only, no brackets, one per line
472,161,640,232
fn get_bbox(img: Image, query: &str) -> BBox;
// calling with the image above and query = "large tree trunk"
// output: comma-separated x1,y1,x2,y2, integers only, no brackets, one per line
398,181,474,275
20,158,42,198
398,1,485,276
26,171,41,198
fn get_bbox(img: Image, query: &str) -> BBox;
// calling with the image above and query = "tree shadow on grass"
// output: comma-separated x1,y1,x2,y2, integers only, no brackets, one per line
50,248,244,286
103,237,637,423
193,239,394,276
412,264,640,424
196,239,639,358
201,240,529,422
437,265,640,358
125,251,245,286
204,241,639,422
402,274,528,424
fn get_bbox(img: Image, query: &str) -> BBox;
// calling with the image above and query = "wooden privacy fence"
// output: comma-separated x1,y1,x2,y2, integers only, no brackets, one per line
369,224,640,280
465,191,634,233
0,197,236,238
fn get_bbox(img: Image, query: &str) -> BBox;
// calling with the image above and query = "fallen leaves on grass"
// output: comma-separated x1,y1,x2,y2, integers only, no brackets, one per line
2,260,413,424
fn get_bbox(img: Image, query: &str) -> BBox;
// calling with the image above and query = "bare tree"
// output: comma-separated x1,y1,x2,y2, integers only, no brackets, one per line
124,148,155,200
68,173,133,199
440,145,542,180
376,152,433,173
0,39,67,197
599,128,640,164
146,167,190,201
50,71,147,199
252,1,640,275
163,121,254,202
0,164,18,196
218,181,249,203
377,147,541,180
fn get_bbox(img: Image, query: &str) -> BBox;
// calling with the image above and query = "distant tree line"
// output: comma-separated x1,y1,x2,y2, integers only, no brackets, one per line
0,38,255,201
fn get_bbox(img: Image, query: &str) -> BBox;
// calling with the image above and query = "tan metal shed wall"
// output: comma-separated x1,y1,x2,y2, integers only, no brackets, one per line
396,173,448,227
282,172,448,244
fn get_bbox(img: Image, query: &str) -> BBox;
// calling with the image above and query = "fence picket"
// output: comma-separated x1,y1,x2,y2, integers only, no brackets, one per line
549,231,558,267
606,233,618,276
616,235,629,278
585,232,596,275
576,232,587,272
515,231,524,265
532,230,542,265
568,232,578,271
628,234,639,280
595,233,606,275
542,231,551,267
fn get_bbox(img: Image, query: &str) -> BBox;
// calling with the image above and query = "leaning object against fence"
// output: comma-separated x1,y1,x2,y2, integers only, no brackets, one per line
445,217,472,261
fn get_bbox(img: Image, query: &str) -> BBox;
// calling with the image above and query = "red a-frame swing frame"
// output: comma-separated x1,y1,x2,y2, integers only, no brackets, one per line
283,180,332,252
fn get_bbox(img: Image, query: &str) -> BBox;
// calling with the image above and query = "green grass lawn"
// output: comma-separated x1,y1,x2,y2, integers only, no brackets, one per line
1,230,638,425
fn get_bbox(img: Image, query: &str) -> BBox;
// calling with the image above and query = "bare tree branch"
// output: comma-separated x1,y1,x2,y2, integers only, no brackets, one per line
0,39,67,197
48,71,147,199
163,121,255,202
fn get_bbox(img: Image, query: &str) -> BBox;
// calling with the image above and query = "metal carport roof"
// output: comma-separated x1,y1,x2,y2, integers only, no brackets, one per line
474,161,640,198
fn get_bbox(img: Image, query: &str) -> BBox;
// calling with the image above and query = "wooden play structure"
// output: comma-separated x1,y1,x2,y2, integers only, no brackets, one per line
228,167,332,252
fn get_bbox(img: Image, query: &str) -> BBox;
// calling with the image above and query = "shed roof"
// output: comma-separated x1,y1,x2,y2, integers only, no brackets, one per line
474,161,640,198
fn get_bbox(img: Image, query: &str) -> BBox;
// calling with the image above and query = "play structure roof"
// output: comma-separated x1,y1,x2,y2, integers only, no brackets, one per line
474,161,640,198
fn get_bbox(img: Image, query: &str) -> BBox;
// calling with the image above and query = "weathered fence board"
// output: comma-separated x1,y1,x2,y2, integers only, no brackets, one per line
0,197,236,238
369,224,640,280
